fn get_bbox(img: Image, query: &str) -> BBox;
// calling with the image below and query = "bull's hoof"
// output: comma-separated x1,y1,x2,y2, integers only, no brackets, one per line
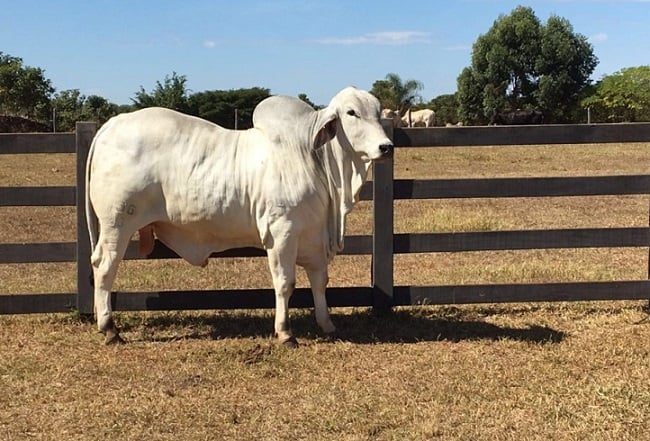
281,336,299,349
323,331,339,342
104,329,125,345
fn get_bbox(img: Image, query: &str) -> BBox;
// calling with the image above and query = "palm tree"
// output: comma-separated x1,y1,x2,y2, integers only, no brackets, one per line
370,73,423,116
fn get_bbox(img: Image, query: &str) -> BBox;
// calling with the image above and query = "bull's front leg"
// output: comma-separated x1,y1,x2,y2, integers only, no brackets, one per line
266,240,299,348
306,266,336,338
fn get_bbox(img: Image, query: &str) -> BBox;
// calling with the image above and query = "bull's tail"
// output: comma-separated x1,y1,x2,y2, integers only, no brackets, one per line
84,127,102,255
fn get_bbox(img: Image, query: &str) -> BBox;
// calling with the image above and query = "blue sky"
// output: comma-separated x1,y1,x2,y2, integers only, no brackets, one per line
2,0,649,106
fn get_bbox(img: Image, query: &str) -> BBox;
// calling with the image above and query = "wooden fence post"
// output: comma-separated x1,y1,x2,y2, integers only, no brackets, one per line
372,119,395,310
76,122,97,315
646,192,650,314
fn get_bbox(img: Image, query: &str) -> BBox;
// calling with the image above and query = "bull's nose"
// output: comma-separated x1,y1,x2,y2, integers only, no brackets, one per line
379,142,393,156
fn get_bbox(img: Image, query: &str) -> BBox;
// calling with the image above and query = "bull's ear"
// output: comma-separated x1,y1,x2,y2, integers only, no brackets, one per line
313,108,338,149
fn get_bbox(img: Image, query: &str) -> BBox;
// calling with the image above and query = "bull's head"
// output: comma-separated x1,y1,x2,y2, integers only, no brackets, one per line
314,87,393,161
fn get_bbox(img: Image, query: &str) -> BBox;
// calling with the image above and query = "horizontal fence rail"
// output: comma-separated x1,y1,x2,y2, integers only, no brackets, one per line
4,227,648,264
4,281,650,316
394,228,650,253
394,175,650,199
0,243,77,264
393,123,650,147
358,175,650,200
0,186,76,206
1,122,650,315
0,293,78,314
393,281,650,305
0,133,76,154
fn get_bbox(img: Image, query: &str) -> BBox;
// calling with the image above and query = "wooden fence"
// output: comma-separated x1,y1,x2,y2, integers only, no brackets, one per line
2,121,650,315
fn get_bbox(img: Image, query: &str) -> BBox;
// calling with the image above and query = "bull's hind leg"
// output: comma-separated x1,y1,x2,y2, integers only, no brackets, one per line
91,225,132,344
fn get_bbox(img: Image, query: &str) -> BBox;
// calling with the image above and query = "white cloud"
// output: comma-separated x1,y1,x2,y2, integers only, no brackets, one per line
589,33,608,43
203,40,217,48
315,31,431,46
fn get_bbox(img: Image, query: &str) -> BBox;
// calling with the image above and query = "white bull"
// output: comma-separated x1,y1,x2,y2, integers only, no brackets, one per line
85,87,393,347
402,108,435,127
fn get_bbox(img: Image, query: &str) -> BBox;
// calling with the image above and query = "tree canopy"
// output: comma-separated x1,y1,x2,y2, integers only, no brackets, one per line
0,52,54,122
298,93,322,109
50,90,119,132
132,72,191,113
428,94,459,126
457,6,597,124
370,73,423,116
132,72,270,128
582,66,650,122
188,87,270,129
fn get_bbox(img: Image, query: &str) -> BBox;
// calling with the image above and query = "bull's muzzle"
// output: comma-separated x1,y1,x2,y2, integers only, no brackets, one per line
378,142,394,159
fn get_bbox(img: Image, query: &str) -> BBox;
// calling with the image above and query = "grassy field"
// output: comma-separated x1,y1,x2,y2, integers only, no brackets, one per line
1,142,650,440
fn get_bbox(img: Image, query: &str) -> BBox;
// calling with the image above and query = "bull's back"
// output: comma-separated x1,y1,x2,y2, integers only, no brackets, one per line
92,108,226,174
89,108,268,226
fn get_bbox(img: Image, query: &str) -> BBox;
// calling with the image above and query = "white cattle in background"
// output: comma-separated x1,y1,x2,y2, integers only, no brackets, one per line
402,108,436,127
85,87,393,347
381,108,403,128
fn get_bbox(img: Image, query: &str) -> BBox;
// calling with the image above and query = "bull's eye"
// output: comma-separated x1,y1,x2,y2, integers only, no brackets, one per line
346,109,357,117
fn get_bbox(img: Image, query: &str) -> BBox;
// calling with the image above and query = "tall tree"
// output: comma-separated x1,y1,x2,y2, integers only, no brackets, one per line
188,87,270,129
298,93,322,109
50,89,85,132
536,16,598,122
370,73,423,116
428,93,459,126
0,52,54,122
132,72,190,112
456,67,485,124
582,66,650,122
51,90,119,131
82,95,119,124
457,6,597,124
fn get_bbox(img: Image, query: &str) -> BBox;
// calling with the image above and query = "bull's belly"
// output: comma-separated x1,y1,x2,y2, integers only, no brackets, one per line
148,218,333,272
151,220,262,266
150,197,331,268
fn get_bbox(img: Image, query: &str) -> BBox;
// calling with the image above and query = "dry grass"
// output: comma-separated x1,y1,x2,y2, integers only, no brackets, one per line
1,305,649,441
2,142,650,440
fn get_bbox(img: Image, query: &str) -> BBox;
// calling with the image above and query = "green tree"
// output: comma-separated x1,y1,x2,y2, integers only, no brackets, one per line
428,93,459,126
457,67,486,124
51,89,84,132
82,95,119,124
536,16,598,122
188,87,270,129
370,73,423,116
51,90,119,131
457,6,597,124
298,93,322,109
582,66,650,122
132,72,190,112
0,52,54,122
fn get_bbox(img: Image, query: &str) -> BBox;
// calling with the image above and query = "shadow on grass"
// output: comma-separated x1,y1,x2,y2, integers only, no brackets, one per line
122,308,566,345
331,310,565,345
